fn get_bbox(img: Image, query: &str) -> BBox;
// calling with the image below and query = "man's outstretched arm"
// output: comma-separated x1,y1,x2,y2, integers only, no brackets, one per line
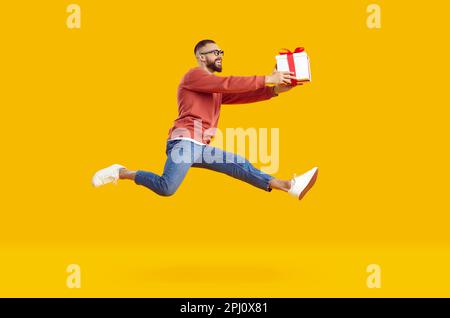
221,83,301,105
182,67,295,94
221,86,277,104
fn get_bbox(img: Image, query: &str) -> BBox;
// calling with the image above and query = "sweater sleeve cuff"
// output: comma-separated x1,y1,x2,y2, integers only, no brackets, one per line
257,75,266,89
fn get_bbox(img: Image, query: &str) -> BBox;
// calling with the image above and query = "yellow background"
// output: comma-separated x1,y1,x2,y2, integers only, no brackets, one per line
1,0,449,297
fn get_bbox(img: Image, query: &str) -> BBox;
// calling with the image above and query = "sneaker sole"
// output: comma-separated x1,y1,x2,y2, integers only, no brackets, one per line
298,168,319,201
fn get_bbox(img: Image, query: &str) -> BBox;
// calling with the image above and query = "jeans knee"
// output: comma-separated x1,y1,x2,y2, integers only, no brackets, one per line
159,181,178,197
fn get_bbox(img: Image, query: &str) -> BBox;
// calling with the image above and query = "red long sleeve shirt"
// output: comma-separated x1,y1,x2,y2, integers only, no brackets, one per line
167,67,276,145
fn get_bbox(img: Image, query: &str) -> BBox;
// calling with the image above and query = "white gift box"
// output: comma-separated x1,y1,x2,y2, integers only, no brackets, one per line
275,49,311,83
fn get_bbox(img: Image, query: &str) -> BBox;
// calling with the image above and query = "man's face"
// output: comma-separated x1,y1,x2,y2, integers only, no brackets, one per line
198,43,223,72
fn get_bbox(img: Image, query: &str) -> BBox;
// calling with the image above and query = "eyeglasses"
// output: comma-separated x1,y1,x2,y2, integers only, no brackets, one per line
199,49,224,56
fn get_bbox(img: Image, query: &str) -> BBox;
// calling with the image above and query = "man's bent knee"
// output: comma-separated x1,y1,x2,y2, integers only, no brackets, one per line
158,181,179,197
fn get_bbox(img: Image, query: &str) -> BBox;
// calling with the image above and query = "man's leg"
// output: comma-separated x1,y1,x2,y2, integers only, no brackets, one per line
191,145,291,192
92,140,317,199
119,140,201,196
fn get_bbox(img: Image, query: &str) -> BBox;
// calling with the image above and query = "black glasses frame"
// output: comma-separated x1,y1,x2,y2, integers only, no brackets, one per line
199,50,224,56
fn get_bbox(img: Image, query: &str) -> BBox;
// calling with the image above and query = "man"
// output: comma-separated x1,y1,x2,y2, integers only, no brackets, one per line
92,40,318,200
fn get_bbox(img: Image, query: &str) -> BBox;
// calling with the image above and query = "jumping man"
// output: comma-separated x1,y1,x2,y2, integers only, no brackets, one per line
92,40,318,200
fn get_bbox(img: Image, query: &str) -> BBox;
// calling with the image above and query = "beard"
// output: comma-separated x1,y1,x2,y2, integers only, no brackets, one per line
207,58,222,72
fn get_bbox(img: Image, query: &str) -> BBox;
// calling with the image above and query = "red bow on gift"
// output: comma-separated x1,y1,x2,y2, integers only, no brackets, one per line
279,47,305,86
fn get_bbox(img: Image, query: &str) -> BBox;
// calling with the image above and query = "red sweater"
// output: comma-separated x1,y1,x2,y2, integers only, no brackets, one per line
167,67,276,144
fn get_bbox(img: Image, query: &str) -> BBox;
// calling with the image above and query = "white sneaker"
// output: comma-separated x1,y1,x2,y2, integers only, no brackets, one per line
288,167,319,200
92,164,125,187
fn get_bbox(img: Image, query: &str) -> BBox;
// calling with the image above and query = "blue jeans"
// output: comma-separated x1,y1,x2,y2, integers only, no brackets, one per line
134,139,274,196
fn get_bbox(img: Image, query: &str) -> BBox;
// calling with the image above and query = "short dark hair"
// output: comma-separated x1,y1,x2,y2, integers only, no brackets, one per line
194,39,216,55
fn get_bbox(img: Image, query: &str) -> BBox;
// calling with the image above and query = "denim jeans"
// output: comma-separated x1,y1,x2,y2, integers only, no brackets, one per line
134,139,274,196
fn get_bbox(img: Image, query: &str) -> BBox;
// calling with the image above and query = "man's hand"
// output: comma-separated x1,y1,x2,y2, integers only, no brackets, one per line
265,69,296,86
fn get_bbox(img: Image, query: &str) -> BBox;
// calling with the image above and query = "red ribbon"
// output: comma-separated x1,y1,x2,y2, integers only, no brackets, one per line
279,47,305,86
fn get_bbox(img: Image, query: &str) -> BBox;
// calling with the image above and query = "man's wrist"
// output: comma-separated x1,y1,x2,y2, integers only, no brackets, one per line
265,75,273,85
